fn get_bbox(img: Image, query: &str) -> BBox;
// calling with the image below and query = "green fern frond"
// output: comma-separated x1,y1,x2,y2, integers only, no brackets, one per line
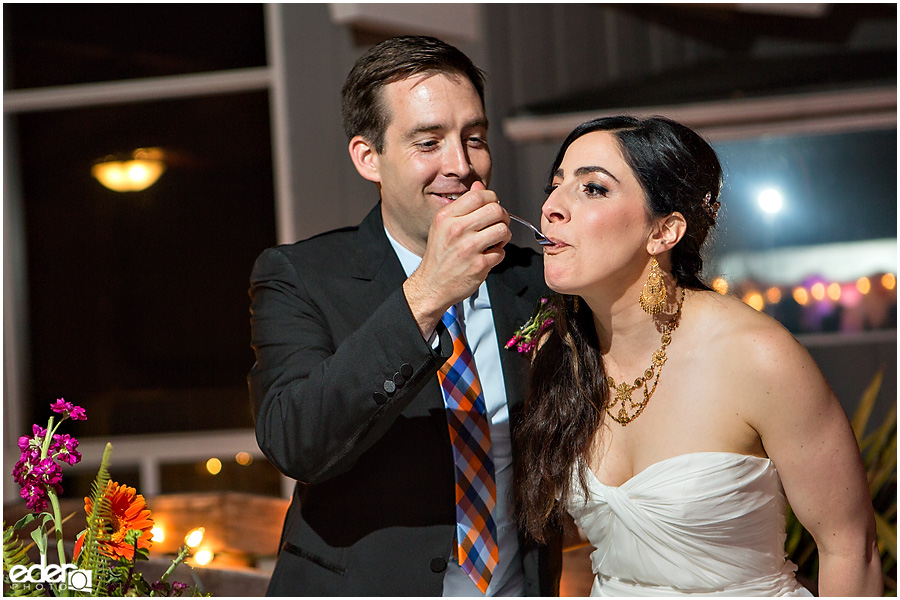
74,442,115,596
3,524,44,597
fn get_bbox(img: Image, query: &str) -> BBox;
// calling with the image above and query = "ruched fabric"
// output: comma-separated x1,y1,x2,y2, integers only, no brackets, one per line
567,452,813,596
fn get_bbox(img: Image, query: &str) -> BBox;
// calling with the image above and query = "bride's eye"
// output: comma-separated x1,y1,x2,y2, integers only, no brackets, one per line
583,182,609,197
543,182,559,195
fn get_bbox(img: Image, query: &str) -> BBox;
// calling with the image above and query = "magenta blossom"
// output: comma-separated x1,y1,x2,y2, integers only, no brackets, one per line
50,398,87,420
51,433,81,466
12,399,87,513
506,297,556,355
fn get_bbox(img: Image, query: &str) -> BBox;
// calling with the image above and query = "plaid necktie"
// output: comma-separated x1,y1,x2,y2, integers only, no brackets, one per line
437,304,498,594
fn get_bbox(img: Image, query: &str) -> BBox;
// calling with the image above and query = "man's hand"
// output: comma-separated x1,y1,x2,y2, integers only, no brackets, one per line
404,180,510,337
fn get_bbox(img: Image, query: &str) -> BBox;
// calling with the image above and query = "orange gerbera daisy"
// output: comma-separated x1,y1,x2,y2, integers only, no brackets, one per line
74,481,154,561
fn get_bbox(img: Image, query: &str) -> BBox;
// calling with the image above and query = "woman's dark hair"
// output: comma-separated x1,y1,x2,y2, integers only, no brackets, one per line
341,35,486,153
514,115,723,542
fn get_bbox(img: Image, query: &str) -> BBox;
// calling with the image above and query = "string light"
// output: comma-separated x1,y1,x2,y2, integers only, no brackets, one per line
742,291,765,312
810,282,826,301
206,458,222,475
712,277,729,295
856,277,872,294
151,526,165,543
793,287,809,306
882,273,896,290
193,549,214,566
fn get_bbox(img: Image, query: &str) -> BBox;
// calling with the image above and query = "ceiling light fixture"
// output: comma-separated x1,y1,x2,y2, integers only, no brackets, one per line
91,147,167,192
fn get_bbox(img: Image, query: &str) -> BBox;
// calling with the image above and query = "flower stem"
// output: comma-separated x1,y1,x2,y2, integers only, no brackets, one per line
47,488,68,568
159,545,190,584
39,416,69,569
41,416,55,456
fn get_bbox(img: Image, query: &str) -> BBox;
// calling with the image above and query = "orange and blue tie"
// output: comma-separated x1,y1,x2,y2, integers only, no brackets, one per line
437,304,498,594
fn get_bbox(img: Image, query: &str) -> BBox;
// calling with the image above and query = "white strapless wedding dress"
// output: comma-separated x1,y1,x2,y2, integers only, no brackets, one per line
567,452,813,596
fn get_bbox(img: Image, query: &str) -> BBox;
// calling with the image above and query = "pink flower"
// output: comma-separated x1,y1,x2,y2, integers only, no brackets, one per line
49,398,73,414
51,433,81,466
506,297,556,355
49,398,87,421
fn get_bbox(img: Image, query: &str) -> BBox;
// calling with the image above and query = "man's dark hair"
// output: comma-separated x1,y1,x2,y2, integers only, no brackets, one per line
341,35,486,153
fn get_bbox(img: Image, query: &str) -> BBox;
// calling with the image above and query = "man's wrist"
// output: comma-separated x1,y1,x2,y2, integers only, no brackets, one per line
402,277,446,339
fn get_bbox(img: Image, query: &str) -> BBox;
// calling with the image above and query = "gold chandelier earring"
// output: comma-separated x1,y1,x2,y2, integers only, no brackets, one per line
639,256,667,314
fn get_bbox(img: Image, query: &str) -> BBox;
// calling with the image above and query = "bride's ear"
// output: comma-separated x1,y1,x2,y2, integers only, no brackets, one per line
647,212,686,255
348,135,381,184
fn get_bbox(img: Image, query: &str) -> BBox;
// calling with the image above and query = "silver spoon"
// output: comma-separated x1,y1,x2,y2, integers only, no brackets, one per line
509,213,553,246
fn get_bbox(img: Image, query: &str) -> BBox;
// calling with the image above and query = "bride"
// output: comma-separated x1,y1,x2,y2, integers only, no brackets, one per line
515,116,882,596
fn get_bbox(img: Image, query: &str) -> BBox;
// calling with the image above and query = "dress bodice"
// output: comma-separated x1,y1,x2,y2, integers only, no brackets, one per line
567,452,812,596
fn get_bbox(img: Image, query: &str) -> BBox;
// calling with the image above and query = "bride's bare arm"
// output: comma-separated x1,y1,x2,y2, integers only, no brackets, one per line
737,324,882,596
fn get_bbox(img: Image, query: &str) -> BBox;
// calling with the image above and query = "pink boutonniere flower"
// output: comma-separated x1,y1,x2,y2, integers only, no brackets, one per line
506,297,555,355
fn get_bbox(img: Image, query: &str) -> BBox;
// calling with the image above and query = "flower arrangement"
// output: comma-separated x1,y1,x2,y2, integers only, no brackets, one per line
3,399,202,596
506,297,556,355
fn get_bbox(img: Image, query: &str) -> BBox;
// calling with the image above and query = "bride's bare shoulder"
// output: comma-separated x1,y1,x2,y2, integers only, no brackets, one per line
686,289,813,374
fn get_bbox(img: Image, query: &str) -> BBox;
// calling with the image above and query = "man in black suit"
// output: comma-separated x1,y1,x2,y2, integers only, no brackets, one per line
249,36,560,596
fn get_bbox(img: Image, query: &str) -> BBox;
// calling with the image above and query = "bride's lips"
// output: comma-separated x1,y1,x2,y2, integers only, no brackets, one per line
542,236,569,253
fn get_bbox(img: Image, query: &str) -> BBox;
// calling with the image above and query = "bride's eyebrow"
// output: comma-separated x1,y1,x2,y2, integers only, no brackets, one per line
573,165,620,183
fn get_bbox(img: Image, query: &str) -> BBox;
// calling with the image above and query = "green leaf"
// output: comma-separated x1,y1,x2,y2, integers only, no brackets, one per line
12,514,39,532
851,366,884,441
29,527,46,556
875,512,897,560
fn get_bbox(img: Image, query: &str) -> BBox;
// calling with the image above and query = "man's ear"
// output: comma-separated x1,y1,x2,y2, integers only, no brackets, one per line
348,135,381,183
647,211,687,255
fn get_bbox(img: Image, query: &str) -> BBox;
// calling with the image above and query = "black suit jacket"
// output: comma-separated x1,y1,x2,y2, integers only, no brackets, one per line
249,204,561,596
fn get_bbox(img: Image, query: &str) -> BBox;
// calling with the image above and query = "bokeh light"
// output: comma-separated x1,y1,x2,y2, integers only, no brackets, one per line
742,291,765,311
793,287,809,306
810,282,826,301
857,276,872,294
206,457,222,475
712,277,729,295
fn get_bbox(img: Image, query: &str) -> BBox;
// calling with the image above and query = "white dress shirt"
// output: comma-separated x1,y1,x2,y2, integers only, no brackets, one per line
386,229,525,597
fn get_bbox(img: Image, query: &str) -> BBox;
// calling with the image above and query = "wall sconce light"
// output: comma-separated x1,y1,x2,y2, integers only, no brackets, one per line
91,147,166,192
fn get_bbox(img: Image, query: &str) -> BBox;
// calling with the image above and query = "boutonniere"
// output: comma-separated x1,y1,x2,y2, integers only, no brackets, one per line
505,297,555,355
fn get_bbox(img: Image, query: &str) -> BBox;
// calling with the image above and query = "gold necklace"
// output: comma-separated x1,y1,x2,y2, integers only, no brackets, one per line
605,288,685,426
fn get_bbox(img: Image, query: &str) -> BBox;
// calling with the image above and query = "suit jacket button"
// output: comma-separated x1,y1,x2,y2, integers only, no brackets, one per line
429,557,447,573
372,392,387,405
392,372,406,387
399,362,413,378
383,380,396,395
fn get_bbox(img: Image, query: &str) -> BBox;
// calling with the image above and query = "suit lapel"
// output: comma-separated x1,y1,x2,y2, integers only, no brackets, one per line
488,264,541,413
351,203,407,292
